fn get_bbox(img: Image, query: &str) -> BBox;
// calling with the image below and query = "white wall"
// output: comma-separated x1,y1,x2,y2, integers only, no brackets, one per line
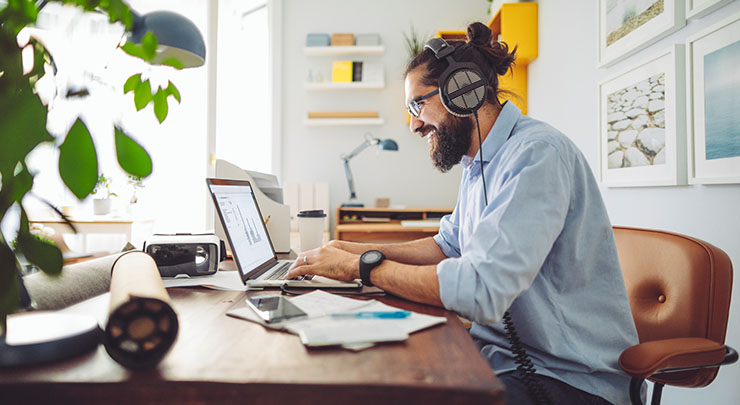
528,1,740,403
280,0,489,228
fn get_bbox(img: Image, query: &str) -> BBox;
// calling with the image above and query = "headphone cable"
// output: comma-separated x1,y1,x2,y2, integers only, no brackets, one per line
473,111,552,405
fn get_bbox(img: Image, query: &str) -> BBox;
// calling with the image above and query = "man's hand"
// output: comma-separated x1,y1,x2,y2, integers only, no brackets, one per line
286,245,361,281
324,239,371,255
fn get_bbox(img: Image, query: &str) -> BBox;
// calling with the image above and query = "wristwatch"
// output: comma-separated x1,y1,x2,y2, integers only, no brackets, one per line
359,250,385,287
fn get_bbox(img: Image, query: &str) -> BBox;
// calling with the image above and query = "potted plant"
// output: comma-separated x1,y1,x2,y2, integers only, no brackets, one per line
92,174,117,215
402,24,430,60
0,0,188,329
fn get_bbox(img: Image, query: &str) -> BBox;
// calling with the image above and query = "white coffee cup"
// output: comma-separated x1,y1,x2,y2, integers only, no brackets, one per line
297,210,327,252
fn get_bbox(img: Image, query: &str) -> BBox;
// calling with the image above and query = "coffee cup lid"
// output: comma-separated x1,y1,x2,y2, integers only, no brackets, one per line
297,210,326,218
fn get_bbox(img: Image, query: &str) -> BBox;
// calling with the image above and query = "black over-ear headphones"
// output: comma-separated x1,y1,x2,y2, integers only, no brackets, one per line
424,37,488,117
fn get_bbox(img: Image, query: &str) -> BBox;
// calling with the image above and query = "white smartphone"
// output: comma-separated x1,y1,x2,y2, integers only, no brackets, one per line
245,295,307,323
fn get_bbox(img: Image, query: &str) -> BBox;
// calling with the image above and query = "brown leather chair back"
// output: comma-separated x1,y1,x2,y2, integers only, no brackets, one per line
613,226,733,387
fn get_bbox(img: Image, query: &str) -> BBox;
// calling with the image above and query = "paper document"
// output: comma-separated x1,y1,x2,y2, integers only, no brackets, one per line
226,290,446,350
161,270,247,291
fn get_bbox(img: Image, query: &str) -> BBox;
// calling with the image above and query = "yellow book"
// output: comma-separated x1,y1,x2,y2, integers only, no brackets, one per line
331,61,353,82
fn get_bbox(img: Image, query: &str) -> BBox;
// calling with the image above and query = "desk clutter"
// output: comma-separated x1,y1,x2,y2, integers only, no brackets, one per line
227,290,446,351
3,251,178,369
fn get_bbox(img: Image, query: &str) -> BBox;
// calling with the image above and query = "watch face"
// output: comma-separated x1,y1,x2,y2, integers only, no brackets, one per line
362,251,382,264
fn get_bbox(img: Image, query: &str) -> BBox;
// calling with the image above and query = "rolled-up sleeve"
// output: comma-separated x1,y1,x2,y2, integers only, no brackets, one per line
434,210,461,258
437,140,572,324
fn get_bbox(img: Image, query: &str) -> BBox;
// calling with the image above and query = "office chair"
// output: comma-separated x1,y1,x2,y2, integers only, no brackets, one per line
613,226,737,405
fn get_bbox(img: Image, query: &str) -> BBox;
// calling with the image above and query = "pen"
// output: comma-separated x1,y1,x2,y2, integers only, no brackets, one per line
264,215,271,225
331,310,411,319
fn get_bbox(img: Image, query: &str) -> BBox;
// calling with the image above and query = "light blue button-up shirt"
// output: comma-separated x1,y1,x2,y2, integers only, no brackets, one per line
434,102,638,405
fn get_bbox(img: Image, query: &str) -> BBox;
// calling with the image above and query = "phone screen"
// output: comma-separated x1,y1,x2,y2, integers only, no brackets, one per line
246,296,307,323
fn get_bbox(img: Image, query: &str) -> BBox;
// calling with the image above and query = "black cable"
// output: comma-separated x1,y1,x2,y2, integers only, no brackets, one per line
473,111,552,405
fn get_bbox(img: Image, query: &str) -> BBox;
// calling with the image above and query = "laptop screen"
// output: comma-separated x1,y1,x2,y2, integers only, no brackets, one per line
207,180,275,278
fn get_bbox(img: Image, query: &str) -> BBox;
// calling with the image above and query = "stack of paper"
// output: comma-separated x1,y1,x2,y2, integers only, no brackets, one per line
227,290,446,351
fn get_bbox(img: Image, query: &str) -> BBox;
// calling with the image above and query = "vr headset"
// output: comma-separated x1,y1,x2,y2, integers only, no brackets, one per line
143,233,226,278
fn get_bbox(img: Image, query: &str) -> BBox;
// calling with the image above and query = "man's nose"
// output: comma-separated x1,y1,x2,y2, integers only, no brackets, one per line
409,114,423,133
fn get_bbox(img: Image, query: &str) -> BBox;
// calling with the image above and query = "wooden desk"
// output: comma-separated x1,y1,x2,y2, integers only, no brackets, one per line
0,288,504,404
336,207,453,242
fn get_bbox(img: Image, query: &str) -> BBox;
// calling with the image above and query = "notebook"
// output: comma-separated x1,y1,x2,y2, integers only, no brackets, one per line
206,178,361,289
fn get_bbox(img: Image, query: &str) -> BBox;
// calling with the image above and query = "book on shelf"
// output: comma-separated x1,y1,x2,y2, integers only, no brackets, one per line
331,61,353,82
352,61,363,82
330,33,355,46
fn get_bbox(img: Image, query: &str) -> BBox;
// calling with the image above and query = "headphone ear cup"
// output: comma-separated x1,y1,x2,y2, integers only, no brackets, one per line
438,66,488,117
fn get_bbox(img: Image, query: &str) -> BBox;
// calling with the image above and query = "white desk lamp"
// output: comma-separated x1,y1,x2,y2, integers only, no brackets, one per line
340,133,399,207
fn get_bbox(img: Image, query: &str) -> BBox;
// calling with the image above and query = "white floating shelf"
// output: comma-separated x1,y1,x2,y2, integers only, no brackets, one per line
304,118,385,126
304,81,385,91
303,46,385,56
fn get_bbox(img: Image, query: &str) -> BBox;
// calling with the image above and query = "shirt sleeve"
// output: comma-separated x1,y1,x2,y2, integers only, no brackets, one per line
436,140,572,324
434,208,461,258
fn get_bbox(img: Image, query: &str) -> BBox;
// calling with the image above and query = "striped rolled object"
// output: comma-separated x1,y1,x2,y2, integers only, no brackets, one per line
103,251,178,369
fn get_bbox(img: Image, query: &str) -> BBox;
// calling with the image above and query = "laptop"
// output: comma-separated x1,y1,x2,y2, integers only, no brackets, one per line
206,178,361,289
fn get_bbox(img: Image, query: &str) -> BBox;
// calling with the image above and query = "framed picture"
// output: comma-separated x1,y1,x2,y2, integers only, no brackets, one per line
599,45,687,187
686,11,740,184
598,0,685,67
686,0,734,19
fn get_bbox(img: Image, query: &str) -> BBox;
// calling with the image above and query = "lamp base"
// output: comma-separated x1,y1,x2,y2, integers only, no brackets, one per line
0,312,100,367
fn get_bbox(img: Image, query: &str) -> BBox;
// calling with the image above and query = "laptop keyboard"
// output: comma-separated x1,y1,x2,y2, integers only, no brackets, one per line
266,262,293,280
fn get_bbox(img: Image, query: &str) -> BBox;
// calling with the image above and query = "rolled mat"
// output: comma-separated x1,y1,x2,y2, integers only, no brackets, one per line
103,251,179,369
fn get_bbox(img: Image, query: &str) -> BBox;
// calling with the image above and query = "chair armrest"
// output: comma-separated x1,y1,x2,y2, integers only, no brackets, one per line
619,337,726,379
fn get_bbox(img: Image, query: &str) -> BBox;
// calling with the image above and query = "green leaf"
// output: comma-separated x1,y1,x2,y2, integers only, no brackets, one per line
104,0,133,30
153,88,168,123
0,76,52,176
115,127,152,178
160,57,184,70
141,32,158,61
165,81,181,103
0,241,20,324
121,42,147,60
18,209,62,276
59,119,98,199
133,78,152,111
0,163,33,214
123,73,140,94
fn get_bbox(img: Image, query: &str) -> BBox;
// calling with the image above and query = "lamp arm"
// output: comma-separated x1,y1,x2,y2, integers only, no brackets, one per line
342,137,378,161
343,158,357,200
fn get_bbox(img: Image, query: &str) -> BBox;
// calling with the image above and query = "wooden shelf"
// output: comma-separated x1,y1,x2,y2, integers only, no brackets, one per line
304,118,384,126
305,81,385,91
336,207,453,242
303,45,385,56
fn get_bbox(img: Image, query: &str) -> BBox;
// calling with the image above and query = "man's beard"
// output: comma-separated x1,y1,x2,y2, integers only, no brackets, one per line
425,115,473,172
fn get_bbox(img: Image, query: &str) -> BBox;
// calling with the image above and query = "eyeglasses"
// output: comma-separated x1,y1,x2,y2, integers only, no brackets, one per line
407,88,439,117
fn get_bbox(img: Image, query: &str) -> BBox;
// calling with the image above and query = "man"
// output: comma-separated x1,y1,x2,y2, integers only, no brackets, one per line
287,22,638,405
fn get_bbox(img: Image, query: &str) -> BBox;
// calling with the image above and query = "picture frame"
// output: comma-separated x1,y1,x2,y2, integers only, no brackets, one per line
598,0,686,67
686,0,734,19
599,45,687,187
686,11,740,184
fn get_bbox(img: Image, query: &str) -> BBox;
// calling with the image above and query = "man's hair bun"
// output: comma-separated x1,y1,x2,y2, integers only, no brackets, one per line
467,22,493,47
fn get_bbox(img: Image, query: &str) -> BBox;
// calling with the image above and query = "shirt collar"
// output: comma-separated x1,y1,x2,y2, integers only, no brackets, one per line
470,101,522,164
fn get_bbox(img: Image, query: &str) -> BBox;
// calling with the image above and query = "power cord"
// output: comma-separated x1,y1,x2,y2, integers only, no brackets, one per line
473,111,552,405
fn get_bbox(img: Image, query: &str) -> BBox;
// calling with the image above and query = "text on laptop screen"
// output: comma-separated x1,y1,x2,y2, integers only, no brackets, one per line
209,184,273,275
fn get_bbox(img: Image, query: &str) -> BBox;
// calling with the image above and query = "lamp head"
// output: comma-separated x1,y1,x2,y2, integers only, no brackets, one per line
128,10,206,68
378,139,399,151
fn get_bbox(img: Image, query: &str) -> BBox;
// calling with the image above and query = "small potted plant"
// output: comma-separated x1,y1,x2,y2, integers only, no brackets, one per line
127,175,144,215
92,173,118,215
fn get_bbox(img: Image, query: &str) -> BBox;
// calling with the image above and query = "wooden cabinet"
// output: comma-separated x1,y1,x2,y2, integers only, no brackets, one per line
335,207,453,242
